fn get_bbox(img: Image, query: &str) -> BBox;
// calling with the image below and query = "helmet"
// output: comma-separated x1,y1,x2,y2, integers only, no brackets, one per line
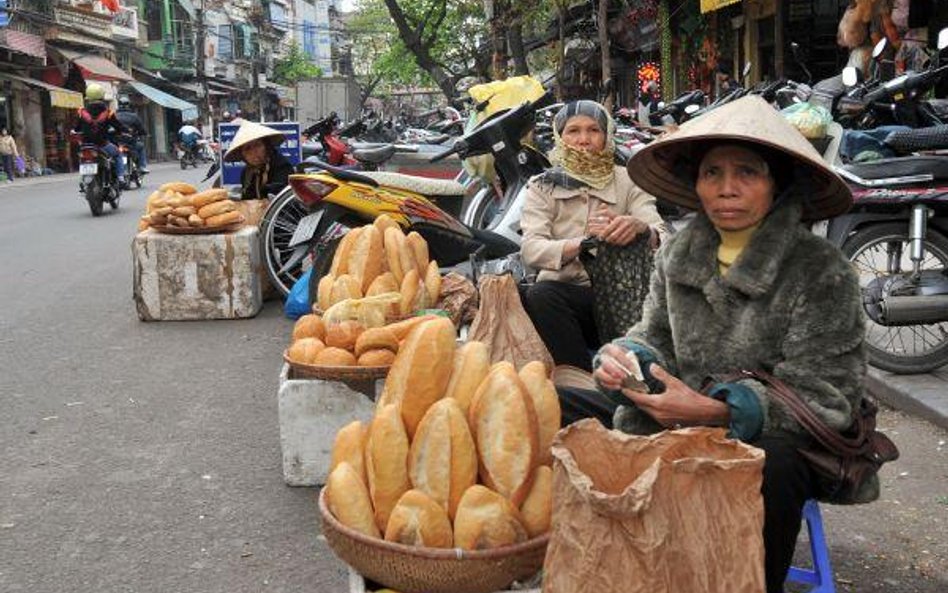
85,83,106,101
118,95,131,108
222,110,232,120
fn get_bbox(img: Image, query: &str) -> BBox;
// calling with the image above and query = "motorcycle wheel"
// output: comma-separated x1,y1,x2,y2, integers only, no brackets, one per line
86,178,104,217
462,186,502,230
180,158,187,170
842,223,948,374
260,188,316,296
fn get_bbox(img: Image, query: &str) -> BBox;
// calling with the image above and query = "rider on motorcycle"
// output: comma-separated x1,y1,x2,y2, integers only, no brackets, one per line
115,95,149,173
73,83,128,184
178,121,203,161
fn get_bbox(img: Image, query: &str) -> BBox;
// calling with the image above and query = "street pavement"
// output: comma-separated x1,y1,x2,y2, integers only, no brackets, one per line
0,167,946,592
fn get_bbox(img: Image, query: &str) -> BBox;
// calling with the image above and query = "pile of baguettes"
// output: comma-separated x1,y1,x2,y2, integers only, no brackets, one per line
139,182,245,231
325,316,561,551
316,215,441,317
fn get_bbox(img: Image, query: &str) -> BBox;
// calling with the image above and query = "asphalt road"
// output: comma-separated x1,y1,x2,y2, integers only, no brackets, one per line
0,166,946,592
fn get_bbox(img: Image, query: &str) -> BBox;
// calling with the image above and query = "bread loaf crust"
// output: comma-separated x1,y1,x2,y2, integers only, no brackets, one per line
331,227,362,277
444,341,491,415
365,404,412,532
204,210,243,227
317,274,335,312
313,346,357,366
197,200,236,219
519,465,552,537
355,327,399,357
518,361,562,467
349,224,384,293
453,485,529,550
385,314,439,341
326,462,380,539
424,260,441,307
409,398,478,520
384,489,454,548
379,317,456,438
406,231,429,277
399,269,421,317
292,314,326,342
330,274,363,307
330,420,368,484
468,362,540,506
287,337,325,364
358,349,396,367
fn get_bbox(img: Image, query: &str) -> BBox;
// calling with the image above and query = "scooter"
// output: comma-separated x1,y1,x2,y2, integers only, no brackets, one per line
78,143,122,216
117,134,146,190
259,93,555,296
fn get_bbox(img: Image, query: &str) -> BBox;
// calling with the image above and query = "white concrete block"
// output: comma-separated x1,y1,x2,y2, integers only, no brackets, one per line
132,226,263,321
278,364,380,486
347,568,541,593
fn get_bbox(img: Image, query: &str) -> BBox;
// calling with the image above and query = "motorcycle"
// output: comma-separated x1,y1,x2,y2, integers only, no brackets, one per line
117,134,146,190
78,143,122,216
259,93,555,295
179,142,201,169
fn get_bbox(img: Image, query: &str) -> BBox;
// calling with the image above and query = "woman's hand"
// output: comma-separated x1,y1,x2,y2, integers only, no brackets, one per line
600,215,650,246
593,343,639,391
621,364,729,428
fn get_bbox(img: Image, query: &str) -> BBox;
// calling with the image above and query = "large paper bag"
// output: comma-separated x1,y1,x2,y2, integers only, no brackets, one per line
544,420,766,593
468,274,553,372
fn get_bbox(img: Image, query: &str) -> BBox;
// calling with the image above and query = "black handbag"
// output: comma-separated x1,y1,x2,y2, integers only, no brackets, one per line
724,369,900,505
578,235,654,343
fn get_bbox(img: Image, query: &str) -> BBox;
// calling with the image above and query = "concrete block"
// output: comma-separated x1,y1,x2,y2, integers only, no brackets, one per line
347,568,541,593
132,226,263,321
278,364,380,486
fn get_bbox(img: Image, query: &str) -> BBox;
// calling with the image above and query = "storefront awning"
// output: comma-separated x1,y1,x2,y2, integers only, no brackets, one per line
128,81,199,120
176,0,197,20
700,0,742,13
0,72,83,109
0,30,46,60
53,47,132,82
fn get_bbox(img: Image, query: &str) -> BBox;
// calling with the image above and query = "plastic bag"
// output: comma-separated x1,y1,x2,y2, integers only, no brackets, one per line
284,269,312,320
781,102,833,139
14,156,25,175
543,420,766,593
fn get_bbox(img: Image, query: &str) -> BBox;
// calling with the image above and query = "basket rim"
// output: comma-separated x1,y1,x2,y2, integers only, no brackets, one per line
318,488,550,560
149,221,243,235
282,350,389,377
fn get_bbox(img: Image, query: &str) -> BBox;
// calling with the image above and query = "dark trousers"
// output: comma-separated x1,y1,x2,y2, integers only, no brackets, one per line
523,281,600,371
1,154,14,181
557,386,815,593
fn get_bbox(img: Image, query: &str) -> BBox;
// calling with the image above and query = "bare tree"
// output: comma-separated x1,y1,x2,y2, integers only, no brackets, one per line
381,0,459,100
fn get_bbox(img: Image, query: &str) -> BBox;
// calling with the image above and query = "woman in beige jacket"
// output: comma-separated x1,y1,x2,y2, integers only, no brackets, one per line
520,101,668,371
0,128,18,183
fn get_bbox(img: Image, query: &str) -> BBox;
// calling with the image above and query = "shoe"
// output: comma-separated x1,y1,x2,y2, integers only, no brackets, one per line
139,167,150,174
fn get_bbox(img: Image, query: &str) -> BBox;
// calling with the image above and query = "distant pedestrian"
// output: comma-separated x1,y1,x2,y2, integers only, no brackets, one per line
0,128,18,183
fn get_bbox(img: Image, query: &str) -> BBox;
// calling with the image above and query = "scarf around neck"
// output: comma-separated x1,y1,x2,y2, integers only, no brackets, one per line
548,100,616,190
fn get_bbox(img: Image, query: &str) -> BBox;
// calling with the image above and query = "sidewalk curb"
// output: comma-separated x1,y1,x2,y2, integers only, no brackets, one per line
867,368,948,431
0,162,183,192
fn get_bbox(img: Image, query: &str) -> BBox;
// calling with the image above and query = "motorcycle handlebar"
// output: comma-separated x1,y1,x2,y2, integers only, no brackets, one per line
430,140,465,163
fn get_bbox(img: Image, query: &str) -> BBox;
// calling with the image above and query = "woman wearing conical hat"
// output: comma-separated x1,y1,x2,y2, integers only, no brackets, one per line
224,120,293,200
580,96,867,591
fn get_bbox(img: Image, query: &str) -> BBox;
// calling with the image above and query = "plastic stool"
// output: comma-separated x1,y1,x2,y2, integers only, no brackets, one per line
786,499,836,593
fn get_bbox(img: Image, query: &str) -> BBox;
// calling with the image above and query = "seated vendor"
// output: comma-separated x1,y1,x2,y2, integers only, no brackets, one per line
224,121,293,200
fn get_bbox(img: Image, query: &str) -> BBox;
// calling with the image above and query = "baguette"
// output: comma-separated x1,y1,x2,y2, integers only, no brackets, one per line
424,260,441,308
148,212,168,226
159,181,197,195
468,362,540,506
384,489,454,548
197,199,236,219
317,274,335,312
348,224,384,293
518,361,562,467
138,216,150,232
408,398,478,519
326,462,380,539
378,317,456,438
190,188,229,208
453,485,529,551
385,314,440,341
329,420,368,484
444,341,491,415
331,227,362,277
330,274,363,307
313,346,357,367
365,404,412,532
172,206,197,218
358,349,396,367
188,214,205,227
325,320,365,351
519,466,552,537
383,227,408,283
168,214,190,227
354,327,399,357
204,210,243,228
399,269,422,317
374,213,400,235
292,314,326,342
287,337,325,364
406,231,429,277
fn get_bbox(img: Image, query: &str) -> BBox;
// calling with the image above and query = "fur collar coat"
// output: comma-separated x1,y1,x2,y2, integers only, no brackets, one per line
626,195,867,438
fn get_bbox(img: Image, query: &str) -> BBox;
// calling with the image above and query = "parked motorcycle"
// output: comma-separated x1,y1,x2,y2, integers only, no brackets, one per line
78,143,122,216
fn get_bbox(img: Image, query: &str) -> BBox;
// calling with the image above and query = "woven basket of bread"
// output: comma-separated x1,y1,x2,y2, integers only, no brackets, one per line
283,351,390,381
319,489,548,593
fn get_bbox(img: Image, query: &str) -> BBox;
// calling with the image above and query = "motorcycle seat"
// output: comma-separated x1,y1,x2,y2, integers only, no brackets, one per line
841,155,948,182
884,125,948,153
361,171,467,196
352,144,396,164
925,99,948,120
422,133,451,145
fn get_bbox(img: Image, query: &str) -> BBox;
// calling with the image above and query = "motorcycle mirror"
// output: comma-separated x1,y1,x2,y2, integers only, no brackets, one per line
790,41,801,60
842,66,860,88
939,27,948,51
742,62,752,79
872,38,887,59
657,101,666,109
684,104,700,115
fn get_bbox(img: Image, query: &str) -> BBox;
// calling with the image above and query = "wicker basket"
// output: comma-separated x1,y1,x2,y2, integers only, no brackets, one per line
283,351,389,381
319,490,548,593
150,222,242,235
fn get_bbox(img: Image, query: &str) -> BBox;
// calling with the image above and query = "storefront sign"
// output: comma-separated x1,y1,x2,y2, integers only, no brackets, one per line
112,6,139,40
218,122,302,187
54,5,113,39
700,0,741,14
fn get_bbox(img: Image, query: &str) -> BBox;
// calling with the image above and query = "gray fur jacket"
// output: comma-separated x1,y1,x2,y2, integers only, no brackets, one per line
623,195,867,438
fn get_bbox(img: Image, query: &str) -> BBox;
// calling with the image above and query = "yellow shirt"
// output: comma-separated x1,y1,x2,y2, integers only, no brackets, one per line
716,224,760,276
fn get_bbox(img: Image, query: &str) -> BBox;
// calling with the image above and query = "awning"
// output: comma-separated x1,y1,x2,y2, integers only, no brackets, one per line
175,0,196,20
0,30,46,60
175,81,227,97
700,0,741,13
53,47,132,82
207,79,244,93
0,72,83,109
128,81,199,120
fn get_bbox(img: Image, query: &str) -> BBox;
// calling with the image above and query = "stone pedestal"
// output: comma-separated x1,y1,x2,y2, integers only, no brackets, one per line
132,226,263,321
278,364,380,486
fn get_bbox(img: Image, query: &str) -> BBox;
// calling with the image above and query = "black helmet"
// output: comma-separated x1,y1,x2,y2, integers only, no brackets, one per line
118,95,131,109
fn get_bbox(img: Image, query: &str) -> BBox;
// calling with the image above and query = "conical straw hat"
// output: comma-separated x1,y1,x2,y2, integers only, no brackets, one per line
224,120,286,163
627,95,851,221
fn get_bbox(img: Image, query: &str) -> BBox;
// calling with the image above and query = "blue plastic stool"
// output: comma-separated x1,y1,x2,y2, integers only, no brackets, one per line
786,499,836,593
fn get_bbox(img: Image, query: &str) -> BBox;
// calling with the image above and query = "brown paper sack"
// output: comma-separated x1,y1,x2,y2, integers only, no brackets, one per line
468,274,553,373
543,420,766,593
436,272,479,326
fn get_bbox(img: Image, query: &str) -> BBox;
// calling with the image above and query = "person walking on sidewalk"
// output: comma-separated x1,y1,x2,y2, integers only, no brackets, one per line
0,128,19,183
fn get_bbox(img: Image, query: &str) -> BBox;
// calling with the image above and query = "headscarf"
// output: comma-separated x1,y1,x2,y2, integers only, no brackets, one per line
547,100,616,190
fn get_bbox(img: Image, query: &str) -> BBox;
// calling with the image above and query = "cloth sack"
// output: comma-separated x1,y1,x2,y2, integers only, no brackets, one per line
578,235,654,343
468,273,554,372
543,420,766,593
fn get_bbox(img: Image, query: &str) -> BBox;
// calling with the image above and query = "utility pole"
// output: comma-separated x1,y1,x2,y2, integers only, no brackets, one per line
196,1,210,128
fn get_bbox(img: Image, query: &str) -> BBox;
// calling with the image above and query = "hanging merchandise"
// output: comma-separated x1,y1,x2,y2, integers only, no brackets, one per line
636,62,661,94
